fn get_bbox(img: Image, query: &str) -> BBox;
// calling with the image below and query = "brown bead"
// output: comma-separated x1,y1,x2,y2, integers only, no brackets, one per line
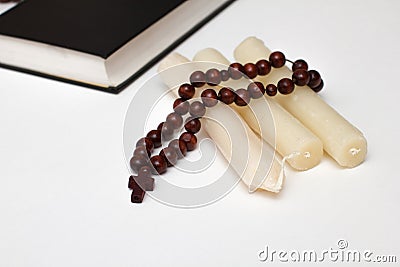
173,98,189,115
150,155,167,174
168,139,187,159
178,83,195,100
201,89,218,107
146,130,162,148
134,146,150,158
136,137,154,154
243,63,258,79
131,186,145,203
234,89,250,106
292,59,308,71
189,101,206,117
256,59,271,76
206,68,221,86
139,166,152,178
184,117,201,133
218,87,236,105
307,70,322,88
220,69,230,81
269,51,286,68
130,155,148,172
292,69,310,86
229,63,245,80
128,175,138,190
277,78,295,95
189,70,206,87
311,79,324,93
265,84,277,97
179,132,197,151
166,112,183,129
159,147,178,167
157,121,174,140
247,82,265,99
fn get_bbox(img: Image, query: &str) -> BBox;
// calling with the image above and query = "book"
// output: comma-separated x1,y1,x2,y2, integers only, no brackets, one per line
0,0,233,93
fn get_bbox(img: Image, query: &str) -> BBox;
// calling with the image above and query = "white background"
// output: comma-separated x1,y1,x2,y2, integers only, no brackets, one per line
1,0,399,266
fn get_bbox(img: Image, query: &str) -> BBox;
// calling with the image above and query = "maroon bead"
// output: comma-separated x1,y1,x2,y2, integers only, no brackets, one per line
168,139,187,159
173,98,189,115
178,83,195,100
229,63,245,80
307,70,322,88
179,132,197,151
277,78,295,95
311,79,324,93
157,121,174,140
265,84,277,96
139,166,152,177
243,63,258,79
220,69,230,81
131,187,145,203
292,69,310,86
166,112,183,129
134,146,150,158
206,68,221,86
146,130,162,148
150,155,167,174
190,70,206,87
136,137,154,154
159,147,178,167
218,87,236,105
234,89,250,106
128,175,138,190
184,117,201,133
292,59,308,71
256,59,271,76
247,82,265,99
201,89,218,107
130,155,148,172
269,51,286,68
189,101,206,117
129,174,154,191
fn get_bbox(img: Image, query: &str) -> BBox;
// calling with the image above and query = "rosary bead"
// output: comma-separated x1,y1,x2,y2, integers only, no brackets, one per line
243,63,258,79
206,68,222,86
247,82,265,99
166,112,183,129
157,121,174,140
134,146,150,158
201,89,218,107
256,59,271,76
131,186,145,203
136,137,154,154
189,101,206,117
139,166,152,177
265,84,278,97
150,155,167,174
292,69,310,86
277,78,295,95
168,139,187,159
184,117,201,133
229,63,245,80
190,70,206,87
311,79,324,92
292,59,308,71
234,88,250,106
173,98,189,115
220,69,230,81
159,147,178,167
178,83,195,100
179,132,197,151
269,51,286,68
146,130,162,148
218,87,236,104
307,70,322,88
130,155,148,172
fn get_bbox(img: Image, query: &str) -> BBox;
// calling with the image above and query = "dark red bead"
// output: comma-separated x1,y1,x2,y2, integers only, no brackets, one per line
201,89,218,107
292,69,310,86
243,63,258,79
184,117,201,133
166,112,183,129
277,78,295,95
247,82,265,99
136,137,154,154
168,139,187,159
269,51,286,68
229,63,245,80
206,68,221,86
189,101,206,117
150,155,167,174
178,83,195,100
157,121,174,140
311,79,324,93
220,69,230,81
265,84,277,96
128,175,138,190
146,130,162,148
256,59,271,76
131,186,145,203
179,132,197,151
139,166,152,177
292,59,308,71
173,98,189,115
190,71,206,87
130,155,148,172
307,70,322,88
234,89,250,106
218,87,236,104
134,146,150,158
159,147,178,167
